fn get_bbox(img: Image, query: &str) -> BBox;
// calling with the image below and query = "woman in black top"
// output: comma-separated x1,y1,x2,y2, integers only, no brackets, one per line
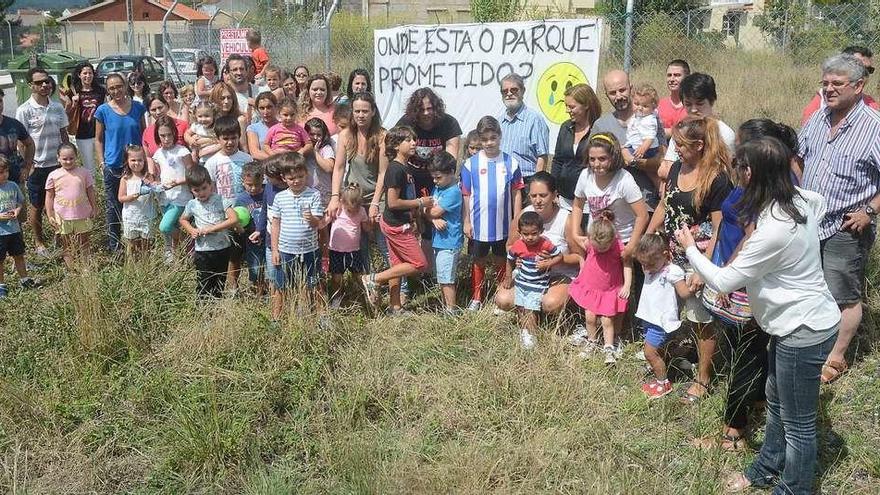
551,83,601,210
60,61,105,174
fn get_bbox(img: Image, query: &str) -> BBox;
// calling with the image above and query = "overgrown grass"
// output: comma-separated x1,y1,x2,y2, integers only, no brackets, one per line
0,242,878,493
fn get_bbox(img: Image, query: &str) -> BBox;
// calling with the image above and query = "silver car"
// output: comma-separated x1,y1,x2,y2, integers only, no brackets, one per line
166,49,210,84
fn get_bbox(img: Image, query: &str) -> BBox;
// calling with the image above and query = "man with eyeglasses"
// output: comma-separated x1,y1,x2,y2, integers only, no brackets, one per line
225,54,256,124
801,46,878,126
799,53,880,385
498,73,549,202
15,68,69,257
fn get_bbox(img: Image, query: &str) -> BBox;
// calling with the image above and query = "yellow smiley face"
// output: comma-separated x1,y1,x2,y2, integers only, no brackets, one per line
536,62,589,125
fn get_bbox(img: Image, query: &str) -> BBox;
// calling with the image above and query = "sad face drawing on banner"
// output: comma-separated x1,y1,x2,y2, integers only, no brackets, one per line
536,62,589,125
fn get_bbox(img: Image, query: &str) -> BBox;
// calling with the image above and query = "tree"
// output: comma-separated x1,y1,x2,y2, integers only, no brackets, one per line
0,0,16,22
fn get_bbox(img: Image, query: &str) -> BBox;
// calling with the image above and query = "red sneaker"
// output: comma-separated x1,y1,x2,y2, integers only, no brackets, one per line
642,379,672,400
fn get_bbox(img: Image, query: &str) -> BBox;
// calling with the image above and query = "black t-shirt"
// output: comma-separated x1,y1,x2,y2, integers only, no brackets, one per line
407,161,434,240
396,113,462,169
662,161,732,237
382,160,417,227
75,86,106,139
0,116,28,173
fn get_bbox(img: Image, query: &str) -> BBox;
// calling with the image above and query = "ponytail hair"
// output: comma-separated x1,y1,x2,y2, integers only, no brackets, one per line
671,115,731,211
588,208,617,248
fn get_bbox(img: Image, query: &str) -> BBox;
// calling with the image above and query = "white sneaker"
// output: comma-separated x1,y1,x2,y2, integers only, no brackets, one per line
520,328,536,350
492,305,507,316
613,339,624,359
603,345,617,365
568,325,589,347
577,339,600,359
467,300,482,312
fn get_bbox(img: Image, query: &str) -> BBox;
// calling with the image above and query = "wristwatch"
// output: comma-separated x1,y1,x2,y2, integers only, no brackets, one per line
866,205,877,217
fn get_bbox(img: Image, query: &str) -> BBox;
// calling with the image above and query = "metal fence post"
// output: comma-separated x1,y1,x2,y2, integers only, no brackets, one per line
623,0,635,72
4,20,13,58
323,0,339,72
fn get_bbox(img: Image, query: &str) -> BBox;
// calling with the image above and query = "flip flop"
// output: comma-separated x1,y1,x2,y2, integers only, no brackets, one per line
680,381,710,405
723,472,752,493
821,360,848,384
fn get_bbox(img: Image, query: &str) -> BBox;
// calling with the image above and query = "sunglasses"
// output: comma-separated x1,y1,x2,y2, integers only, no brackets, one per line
501,87,521,96
31,79,52,86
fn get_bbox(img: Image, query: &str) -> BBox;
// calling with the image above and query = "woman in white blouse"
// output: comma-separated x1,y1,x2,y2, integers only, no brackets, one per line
676,136,840,495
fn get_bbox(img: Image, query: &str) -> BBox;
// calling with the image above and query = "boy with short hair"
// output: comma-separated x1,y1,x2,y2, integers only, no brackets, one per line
428,151,463,312
204,115,253,292
270,153,324,312
179,165,239,299
461,115,524,311
255,154,289,319
236,161,266,295
0,156,35,298
502,211,561,349
246,29,270,81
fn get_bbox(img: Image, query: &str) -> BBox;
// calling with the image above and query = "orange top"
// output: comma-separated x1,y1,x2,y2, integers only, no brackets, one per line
252,47,270,75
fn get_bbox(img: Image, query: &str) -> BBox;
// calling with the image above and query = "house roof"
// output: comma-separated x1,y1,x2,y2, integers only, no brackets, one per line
59,0,210,22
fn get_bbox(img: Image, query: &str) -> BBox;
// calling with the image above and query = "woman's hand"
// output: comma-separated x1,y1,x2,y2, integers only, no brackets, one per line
327,197,340,219
368,203,380,223
687,272,704,293
675,223,696,250
535,251,555,271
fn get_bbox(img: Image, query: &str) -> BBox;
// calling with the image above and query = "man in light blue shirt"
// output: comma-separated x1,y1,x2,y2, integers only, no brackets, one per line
498,73,549,190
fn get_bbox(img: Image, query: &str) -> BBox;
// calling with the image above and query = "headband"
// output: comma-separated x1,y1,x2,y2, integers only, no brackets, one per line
591,134,615,145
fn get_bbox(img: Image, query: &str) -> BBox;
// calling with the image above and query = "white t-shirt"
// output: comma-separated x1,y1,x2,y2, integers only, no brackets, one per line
664,118,736,162
625,113,659,150
573,168,643,243
153,145,193,207
15,97,69,168
635,263,685,332
521,204,578,278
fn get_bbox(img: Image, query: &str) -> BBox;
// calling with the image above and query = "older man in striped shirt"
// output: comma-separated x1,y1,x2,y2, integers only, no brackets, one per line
799,53,880,384
498,73,549,203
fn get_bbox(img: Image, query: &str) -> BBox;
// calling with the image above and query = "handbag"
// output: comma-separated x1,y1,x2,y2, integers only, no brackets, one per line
701,284,753,326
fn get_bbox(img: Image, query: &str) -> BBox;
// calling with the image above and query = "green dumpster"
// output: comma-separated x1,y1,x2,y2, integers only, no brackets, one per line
7,51,88,104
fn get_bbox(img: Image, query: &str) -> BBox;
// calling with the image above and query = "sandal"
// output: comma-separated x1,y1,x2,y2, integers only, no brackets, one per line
821,360,848,384
692,433,747,452
680,381,709,405
723,472,752,493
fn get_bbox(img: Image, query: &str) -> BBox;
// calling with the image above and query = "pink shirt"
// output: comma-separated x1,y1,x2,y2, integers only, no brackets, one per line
657,97,688,130
265,122,310,152
142,118,189,156
46,166,94,220
329,206,366,252
306,106,338,136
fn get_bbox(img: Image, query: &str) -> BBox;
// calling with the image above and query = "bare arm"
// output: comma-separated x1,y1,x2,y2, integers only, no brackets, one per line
535,154,548,173
622,199,650,259
370,137,388,220
646,198,666,234
271,216,281,265
568,196,588,255
44,187,56,225
313,148,335,174
673,279,692,299
246,130,269,160
19,137,35,180
86,185,97,218
328,130,350,216
444,136,460,159
203,207,240,234
118,177,138,204
94,121,105,169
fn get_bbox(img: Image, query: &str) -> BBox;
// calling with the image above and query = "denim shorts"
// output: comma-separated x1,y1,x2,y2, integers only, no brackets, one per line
820,229,875,305
515,284,544,311
243,240,265,283
279,249,321,289
433,248,460,284
265,246,283,288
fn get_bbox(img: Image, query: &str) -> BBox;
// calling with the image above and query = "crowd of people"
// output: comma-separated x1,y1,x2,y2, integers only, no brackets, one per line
0,29,878,493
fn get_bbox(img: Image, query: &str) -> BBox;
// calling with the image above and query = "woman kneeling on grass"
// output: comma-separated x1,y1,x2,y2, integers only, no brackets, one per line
675,137,840,495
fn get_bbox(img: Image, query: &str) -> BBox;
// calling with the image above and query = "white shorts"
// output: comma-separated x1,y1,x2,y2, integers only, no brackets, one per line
123,222,154,240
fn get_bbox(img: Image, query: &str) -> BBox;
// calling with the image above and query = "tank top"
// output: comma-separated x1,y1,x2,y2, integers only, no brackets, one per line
344,154,379,202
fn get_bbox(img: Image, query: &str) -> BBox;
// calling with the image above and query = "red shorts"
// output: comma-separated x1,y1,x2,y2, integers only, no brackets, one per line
379,217,428,271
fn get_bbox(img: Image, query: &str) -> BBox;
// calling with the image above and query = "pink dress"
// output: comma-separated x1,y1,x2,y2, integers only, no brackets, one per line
569,238,628,316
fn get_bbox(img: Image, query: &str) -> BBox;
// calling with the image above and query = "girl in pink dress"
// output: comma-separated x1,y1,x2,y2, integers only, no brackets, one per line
569,209,633,364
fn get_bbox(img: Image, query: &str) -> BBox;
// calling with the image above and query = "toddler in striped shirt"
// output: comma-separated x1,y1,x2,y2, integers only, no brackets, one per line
502,211,561,349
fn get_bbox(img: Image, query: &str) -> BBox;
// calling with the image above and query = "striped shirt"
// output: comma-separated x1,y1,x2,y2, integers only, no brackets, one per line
269,186,323,255
507,237,561,290
16,96,68,168
799,99,880,240
499,105,550,177
461,151,525,242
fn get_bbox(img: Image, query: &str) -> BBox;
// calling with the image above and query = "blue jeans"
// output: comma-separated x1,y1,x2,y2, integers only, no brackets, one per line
243,240,265,283
745,332,836,495
103,167,123,252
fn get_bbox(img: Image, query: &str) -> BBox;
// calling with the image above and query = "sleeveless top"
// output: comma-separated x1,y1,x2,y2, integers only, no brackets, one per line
122,177,155,225
344,153,380,202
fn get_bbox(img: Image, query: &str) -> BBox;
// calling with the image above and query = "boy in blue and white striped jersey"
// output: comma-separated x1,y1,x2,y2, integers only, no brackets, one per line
501,211,561,349
269,153,324,311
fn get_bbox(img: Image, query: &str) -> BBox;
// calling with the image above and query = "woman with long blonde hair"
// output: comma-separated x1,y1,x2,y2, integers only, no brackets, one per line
646,115,733,403
209,82,248,151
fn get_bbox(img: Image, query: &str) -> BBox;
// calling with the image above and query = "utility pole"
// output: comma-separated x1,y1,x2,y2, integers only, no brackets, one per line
126,0,134,54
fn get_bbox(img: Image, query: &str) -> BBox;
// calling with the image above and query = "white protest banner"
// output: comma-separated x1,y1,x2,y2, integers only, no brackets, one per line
374,19,603,149
220,28,250,65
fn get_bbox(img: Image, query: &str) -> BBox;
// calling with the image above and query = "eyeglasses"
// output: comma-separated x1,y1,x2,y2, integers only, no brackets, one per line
501,87,521,96
821,79,856,89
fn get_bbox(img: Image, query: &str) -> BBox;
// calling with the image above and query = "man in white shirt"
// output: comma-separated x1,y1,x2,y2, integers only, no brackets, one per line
658,73,736,180
225,54,255,123
15,68,69,256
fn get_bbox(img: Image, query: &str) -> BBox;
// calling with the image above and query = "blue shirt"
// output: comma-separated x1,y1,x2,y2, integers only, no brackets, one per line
461,151,525,242
235,190,264,245
432,182,463,249
256,182,286,243
800,99,880,239
714,187,745,266
0,181,24,235
94,101,146,169
247,121,270,149
499,104,550,177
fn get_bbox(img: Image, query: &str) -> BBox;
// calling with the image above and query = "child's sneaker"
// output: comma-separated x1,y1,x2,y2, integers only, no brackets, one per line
613,337,624,359
577,339,600,359
568,325,589,347
467,300,482,312
492,305,508,316
19,277,37,289
642,379,673,399
603,345,617,365
0,284,7,299
520,328,536,350
360,274,379,306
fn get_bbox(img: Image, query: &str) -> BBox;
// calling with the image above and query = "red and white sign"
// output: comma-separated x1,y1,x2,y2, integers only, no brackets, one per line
219,28,250,65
